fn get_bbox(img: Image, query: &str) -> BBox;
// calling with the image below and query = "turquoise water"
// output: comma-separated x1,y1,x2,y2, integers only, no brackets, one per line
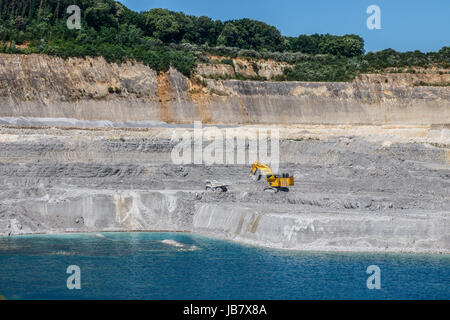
0,232,448,300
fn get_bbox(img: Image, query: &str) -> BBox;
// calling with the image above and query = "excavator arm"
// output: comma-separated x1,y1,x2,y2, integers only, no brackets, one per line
250,162,273,178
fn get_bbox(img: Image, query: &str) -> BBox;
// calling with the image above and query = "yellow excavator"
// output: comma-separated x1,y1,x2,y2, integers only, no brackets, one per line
250,161,294,193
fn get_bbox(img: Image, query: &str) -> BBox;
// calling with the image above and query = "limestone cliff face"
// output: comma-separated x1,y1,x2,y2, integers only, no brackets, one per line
0,54,161,121
196,55,291,79
0,53,449,124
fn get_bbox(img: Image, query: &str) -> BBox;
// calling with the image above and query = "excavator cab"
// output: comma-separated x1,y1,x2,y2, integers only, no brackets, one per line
250,161,294,192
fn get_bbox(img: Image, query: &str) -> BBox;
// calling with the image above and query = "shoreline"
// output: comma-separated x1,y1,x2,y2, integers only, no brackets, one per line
3,229,449,256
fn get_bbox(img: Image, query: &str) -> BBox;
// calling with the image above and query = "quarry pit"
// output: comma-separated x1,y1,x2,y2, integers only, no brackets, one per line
0,54,448,254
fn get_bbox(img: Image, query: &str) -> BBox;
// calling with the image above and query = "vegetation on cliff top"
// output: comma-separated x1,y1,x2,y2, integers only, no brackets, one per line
0,0,448,81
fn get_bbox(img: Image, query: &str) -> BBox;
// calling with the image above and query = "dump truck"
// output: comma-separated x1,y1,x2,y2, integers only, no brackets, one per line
250,161,294,193
205,180,231,192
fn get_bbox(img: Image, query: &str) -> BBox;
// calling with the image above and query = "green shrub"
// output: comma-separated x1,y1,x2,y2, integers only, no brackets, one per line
220,58,234,66
0,0,447,82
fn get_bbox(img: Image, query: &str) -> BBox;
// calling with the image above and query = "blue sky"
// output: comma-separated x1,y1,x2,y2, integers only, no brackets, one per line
118,0,449,53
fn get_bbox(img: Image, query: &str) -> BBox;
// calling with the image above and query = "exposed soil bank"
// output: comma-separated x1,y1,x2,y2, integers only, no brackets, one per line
0,54,449,125
0,125,448,254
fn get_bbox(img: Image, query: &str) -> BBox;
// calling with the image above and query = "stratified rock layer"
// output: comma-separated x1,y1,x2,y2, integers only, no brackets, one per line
0,54,449,125
0,126,448,253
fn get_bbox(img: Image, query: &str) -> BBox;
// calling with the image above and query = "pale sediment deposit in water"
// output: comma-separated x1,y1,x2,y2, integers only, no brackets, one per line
0,54,448,254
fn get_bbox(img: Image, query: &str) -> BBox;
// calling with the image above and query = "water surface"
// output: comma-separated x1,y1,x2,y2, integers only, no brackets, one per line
0,232,448,300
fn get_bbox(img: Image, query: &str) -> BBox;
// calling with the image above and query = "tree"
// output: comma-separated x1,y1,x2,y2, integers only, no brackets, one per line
194,16,222,46
288,34,320,54
37,0,44,21
216,19,285,51
141,8,195,43
85,2,118,30
317,34,364,57
217,22,239,47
